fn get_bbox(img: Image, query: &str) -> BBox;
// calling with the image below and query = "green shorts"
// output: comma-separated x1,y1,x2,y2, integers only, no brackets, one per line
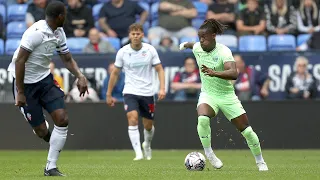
197,92,246,121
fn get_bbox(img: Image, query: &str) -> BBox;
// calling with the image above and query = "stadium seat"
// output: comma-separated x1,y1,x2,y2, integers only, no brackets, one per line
0,0,5,5
192,2,208,19
7,21,27,38
121,37,150,46
297,34,311,46
268,34,296,51
192,18,204,30
92,3,103,21
0,39,3,55
216,34,238,51
66,37,90,54
239,35,267,52
7,4,28,22
180,36,199,52
0,4,5,23
151,2,159,21
102,37,121,50
5,38,21,55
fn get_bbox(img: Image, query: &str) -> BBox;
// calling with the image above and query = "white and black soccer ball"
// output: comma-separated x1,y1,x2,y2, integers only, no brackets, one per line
184,152,206,171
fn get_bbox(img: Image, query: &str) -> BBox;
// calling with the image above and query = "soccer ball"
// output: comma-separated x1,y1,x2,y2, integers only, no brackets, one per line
184,152,206,171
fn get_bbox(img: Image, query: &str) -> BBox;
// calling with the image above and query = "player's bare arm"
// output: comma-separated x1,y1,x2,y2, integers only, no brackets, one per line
59,53,88,96
201,61,238,80
106,66,121,107
15,47,32,107
154,64,166,100
179,42,195,50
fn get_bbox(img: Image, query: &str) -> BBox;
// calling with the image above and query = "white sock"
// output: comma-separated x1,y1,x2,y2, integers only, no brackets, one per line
255,154,264,163
128,125,142,157
204,147,215,157
144,125,155,147
46,125,68,170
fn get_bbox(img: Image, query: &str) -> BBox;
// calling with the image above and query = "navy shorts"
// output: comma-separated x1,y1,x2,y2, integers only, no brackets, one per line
123,94,155,120
12,73,65,127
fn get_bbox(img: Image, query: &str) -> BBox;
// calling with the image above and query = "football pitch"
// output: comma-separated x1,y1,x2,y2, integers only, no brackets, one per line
0,150,319,180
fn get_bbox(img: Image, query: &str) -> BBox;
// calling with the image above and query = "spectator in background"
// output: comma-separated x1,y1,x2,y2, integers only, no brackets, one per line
171,57,201,101
265,0,297,35
101,62,125,102
50,61,64,92
98,0,148,39
206,0,236,34
26,0,49,28
148,0,198,42
83,28,116,54
236,0,266,36
7,0,30,5
285,56,318,99
234,55,270,101
297,31,320,51
297,0,320,34
200,0,213,5
64,0,94,37
66,79,100,102
155,36,180,52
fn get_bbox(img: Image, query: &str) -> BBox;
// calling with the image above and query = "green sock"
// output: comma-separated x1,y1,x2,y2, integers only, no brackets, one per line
241,126,262,156
197,116,211,148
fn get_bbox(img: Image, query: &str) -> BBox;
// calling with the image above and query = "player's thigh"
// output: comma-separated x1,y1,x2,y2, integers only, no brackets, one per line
231,113,249,131
124,94,140,122
197,92,218,118
219,95,247,123
138,95,155,120
12,78,45,128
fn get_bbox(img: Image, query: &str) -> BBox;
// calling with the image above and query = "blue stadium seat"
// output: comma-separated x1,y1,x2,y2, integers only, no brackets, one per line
7,21,27,38
0,4,5,23
268,34,296,51
0,39,3,55
7,4,28,22
5,38,21,55
92,3,103,21
297,34,311,46
193,2,208,19
102,37,121,50
216,34,238,51
66,37,90,54
192,18,204,30
239,35,267,52
180,36,199,52
151,2,159,21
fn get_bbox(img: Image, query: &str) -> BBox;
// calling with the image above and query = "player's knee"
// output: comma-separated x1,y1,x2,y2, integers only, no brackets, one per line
128,119,138,126
34,128,47,138
197,116,210,128
144,122,153,131
55,113,69,127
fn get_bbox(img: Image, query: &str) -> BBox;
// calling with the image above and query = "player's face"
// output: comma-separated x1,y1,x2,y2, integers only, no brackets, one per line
129,29,144,46
57,8,66,27
198,28,215,52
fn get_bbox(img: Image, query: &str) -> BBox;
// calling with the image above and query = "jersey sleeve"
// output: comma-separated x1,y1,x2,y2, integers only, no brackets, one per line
222,46,235,63
114,49,124,68
56,29,70,54
151,46,161,66
20,30,43,52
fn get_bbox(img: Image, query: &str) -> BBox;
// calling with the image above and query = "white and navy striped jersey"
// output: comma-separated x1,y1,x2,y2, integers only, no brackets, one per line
115,43,161,96
7,20,69,84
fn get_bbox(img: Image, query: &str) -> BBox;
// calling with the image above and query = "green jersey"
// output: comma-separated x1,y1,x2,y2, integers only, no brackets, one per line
192,42,235,96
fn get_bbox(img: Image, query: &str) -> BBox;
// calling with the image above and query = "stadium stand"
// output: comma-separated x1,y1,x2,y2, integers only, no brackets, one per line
239,35,267,52
7,4,28,22
7,21,27,38
5,38,20,55
268,34,296,51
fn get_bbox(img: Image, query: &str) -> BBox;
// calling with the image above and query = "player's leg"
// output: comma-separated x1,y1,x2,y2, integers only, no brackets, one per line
196,92,223,169
220,95,268,171
231,114,268,171
139,96,156,160
124,94,143,160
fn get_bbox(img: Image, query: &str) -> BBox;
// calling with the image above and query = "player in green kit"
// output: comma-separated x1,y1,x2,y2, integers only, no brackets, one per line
179,19,268,171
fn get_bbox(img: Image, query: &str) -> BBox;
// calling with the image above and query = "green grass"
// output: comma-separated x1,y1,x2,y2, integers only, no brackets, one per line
0,150,319,180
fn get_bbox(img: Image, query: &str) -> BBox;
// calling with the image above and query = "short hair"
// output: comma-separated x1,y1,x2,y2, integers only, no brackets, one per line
199,19,228,35
46,1,66,19
128,23,144,33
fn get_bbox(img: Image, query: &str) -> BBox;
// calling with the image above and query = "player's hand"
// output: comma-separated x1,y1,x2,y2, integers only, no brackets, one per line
15,92,27,107
260,87,269,97
201,65,216,77
106,95,116,107
158,89,166,101
179,42,188,50
107,29,118,37
77,75,89,97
